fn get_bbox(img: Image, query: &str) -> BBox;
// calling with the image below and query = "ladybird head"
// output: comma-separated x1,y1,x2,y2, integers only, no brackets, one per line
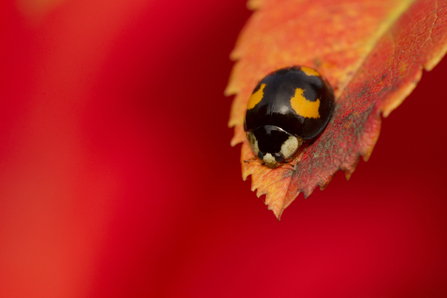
247,125,303,168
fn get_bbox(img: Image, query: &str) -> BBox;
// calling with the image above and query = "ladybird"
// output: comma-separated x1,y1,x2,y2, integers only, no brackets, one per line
244,66,334,168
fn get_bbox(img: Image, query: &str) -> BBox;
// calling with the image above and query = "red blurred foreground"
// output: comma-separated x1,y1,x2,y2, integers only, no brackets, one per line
0,0,446,297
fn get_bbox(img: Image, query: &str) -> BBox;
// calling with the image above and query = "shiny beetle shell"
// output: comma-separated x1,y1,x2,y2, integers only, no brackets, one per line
244,66,334,168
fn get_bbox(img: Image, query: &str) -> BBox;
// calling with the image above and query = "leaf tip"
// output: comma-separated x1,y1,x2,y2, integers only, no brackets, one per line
382,78,419,118
224,85,238,97
267,203,283,221
344,170,353,181
424,43,447,71
230,138,239,147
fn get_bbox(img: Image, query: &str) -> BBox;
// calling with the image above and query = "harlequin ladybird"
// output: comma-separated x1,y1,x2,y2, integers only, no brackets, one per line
244,66,334,168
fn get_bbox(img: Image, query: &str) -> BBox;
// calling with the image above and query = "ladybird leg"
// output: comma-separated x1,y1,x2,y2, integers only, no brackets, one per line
243,155,258,164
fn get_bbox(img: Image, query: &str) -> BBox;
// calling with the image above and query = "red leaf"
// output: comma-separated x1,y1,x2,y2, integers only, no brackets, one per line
227,0,447,219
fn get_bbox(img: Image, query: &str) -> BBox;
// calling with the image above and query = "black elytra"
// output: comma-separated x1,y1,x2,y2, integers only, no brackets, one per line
244,66,334,160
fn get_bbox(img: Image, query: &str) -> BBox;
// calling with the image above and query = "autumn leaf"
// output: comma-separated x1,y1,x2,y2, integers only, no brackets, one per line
226,0,447,219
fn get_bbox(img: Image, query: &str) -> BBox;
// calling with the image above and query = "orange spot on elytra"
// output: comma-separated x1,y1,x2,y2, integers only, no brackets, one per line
301,67,320,77
290,88,320,119
247,84,266,110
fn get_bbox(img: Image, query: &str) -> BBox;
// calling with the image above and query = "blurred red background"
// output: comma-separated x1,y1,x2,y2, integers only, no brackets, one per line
0,0,446,297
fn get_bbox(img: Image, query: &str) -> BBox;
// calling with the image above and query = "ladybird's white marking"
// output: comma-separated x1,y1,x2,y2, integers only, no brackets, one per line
248,131,303,168
280,136,301,159
247,132,259,156
263,153,277,168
